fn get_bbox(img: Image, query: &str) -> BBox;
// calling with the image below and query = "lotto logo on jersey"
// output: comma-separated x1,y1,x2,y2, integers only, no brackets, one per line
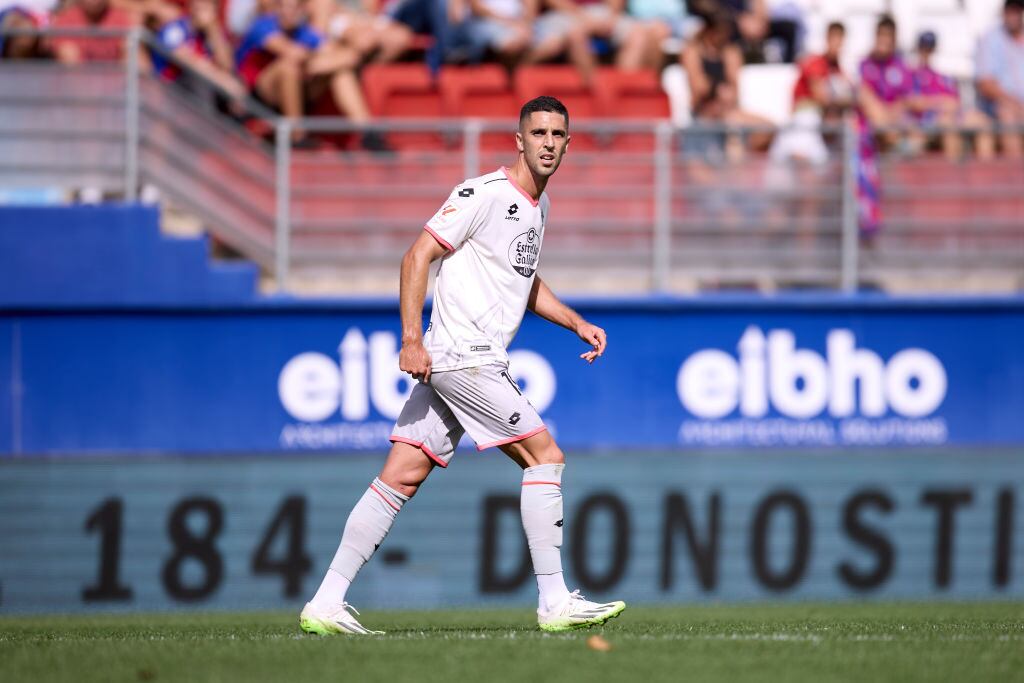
676,326,950,446
508,227,540,277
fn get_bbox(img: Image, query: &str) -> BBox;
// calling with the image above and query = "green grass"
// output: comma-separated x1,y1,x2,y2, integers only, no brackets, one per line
2,603,1023,683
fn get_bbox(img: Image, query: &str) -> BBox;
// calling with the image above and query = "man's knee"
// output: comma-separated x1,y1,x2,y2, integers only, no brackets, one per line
535,436,565,465
378,442,434,497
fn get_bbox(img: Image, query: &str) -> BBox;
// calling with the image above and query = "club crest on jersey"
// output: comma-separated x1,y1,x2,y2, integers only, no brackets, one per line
508,227,540,277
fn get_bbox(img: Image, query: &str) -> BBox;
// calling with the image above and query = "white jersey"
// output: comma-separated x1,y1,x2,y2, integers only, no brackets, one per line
422,167,549,372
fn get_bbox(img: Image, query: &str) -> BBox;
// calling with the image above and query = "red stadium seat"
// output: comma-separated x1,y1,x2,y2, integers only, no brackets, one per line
439,65,518,150
361,63,444,150
593,67,670,119
439,65,515,117
514,66,598,150
593,67,669,151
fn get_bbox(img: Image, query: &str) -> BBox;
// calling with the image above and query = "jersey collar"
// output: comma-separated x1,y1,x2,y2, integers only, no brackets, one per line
501,167,540,207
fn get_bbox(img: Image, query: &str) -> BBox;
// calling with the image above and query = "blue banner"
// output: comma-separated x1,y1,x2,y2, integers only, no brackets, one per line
2,297,1023,453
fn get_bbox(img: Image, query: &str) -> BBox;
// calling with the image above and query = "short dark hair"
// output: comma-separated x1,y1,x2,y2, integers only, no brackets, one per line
519,96,569,128
827,21,845,36
877,14,896,34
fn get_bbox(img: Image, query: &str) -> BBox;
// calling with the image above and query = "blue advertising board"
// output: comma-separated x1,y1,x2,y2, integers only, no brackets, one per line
2,297,1023,454
1,451,1021,614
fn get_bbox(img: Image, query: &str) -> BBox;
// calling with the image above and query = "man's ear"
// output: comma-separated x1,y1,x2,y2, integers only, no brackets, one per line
565,133,571,153
515,130,524,153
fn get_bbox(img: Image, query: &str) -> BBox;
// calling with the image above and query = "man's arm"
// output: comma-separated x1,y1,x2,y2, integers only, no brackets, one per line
398,230,448,383
527,276,607,363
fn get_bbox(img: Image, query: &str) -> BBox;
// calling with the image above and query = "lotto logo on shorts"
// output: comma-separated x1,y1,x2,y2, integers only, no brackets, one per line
508,412,521,425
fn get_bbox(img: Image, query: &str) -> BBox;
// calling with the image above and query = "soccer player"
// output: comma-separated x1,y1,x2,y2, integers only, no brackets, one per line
299,96,626,636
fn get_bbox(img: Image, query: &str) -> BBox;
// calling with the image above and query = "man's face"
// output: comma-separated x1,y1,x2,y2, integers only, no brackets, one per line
516,111,569,178
1005,6,1023,34
874,26,895,58
825,29,844,57
277,0,305,30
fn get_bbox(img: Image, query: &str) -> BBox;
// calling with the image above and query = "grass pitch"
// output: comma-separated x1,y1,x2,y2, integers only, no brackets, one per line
2,603,1023,683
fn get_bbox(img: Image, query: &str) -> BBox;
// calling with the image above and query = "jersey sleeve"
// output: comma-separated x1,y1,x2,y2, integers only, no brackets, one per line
424,183,486,252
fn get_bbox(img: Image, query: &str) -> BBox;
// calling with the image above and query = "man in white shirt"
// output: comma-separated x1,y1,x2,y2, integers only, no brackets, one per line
976,0,1024,158
300,96,626,636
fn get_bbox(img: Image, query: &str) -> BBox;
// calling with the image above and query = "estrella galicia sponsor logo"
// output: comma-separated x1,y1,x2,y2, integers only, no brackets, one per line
277,328,557,449
508,227,540,277
506,203,519,221
676,326,949,446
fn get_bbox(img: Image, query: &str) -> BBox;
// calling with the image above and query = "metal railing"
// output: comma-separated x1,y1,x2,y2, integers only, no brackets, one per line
1,27,1022,294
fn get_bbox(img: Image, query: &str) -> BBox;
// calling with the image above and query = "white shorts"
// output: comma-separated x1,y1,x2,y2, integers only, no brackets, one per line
389,362,547,468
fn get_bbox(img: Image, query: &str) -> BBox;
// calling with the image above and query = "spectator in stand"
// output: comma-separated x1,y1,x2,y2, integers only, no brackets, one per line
770,21,852,165
976,0,1024,158
307,0,414,64
385,0,452,73
858,15,914,149
910,31,994,160
0,6,51,59
626,0,702,71
690,0,798,63
448,0,537,66
235,0,385,149
51,0,137,63
682,10,772,157
532,0,652,80
152,0,247,100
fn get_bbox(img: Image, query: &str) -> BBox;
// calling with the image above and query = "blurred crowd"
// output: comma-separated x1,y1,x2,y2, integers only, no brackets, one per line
1,0,1023,156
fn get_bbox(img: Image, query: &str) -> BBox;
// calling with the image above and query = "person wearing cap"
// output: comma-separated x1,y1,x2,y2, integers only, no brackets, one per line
909,30,994,159
976,0,1024,158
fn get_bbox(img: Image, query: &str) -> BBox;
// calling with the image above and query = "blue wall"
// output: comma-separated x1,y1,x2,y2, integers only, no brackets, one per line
2,297,1024,454
0,205,258,306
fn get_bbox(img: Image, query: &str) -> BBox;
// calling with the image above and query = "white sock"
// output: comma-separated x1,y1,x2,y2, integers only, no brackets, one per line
537,572,570,613
521,463,571,613
309,477,408,612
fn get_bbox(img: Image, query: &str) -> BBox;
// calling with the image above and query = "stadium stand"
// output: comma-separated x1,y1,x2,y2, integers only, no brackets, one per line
0,0,1022,294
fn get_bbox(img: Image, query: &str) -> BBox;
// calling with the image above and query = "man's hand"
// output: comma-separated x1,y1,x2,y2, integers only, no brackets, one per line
400,340,433,383
575,320,607,364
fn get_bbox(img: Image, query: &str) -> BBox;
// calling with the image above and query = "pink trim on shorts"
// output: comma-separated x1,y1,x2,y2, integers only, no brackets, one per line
501,167,540,207
369,484,401,511
522,481,561,487
390,435,449,468
423,225,454,252
476,425,549,451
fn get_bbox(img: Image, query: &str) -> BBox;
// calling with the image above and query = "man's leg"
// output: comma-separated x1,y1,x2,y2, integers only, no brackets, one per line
302,381,460,635
500,429,625,631
499,429,570,614
307,441,433,614
429,363,624,631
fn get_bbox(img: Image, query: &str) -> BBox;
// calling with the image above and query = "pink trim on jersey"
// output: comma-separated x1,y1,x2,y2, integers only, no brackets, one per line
522,481,561,487
390,435,449,468
476,425,549,451
423,224,454,252
501,167,540,207
369,484,402,511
